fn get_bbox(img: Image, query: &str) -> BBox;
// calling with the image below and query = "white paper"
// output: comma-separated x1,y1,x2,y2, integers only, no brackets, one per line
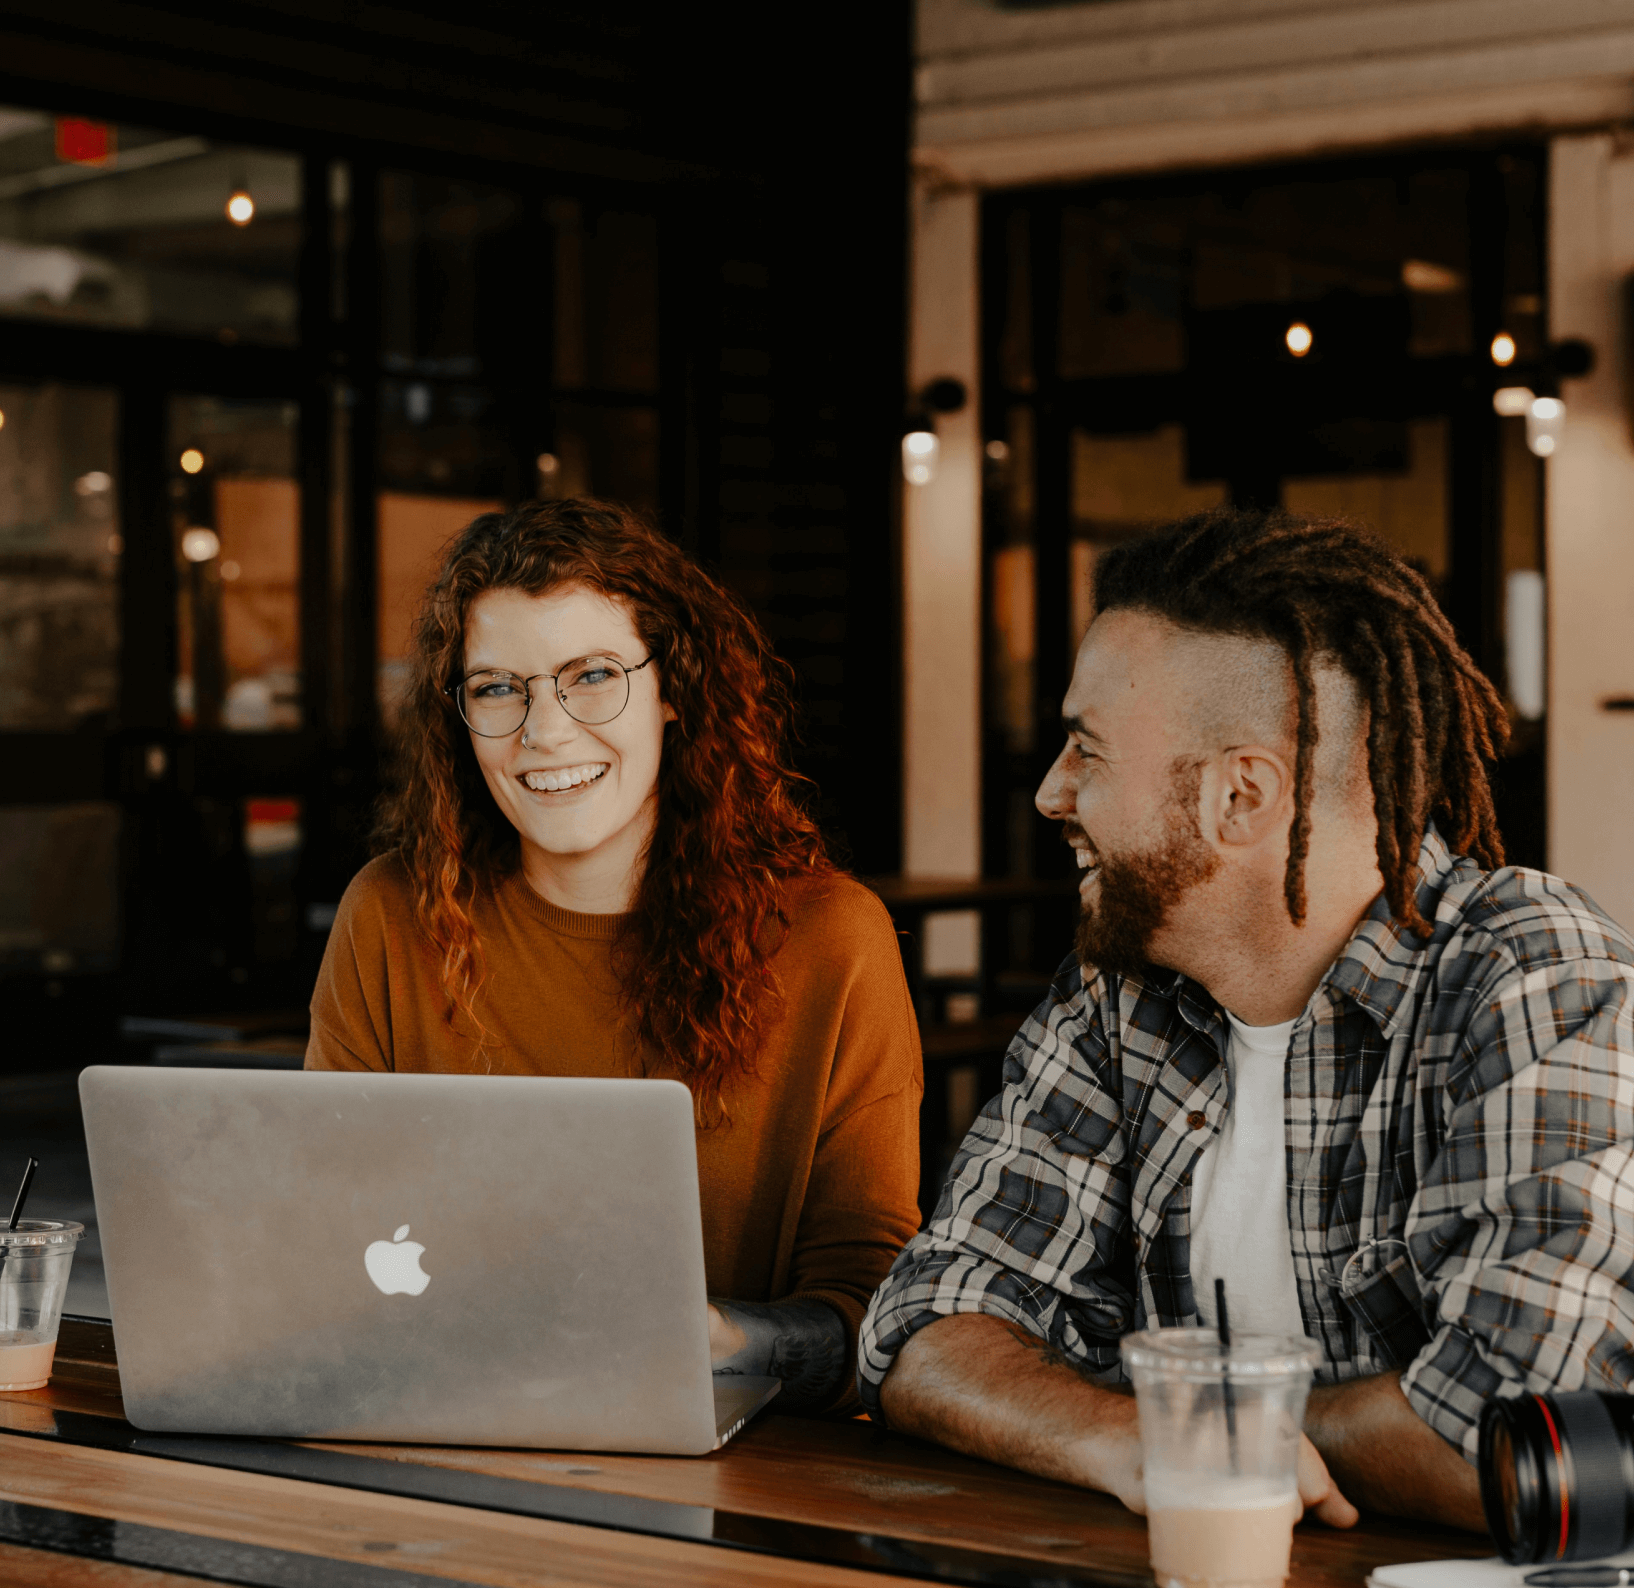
1370,1554,1634,1588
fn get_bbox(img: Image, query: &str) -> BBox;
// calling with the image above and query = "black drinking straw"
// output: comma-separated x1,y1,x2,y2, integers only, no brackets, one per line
1215,1277,1240,1471
7,1158,38,1231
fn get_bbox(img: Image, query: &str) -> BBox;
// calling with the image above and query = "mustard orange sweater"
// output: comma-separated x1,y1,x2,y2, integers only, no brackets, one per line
306,858,924,1410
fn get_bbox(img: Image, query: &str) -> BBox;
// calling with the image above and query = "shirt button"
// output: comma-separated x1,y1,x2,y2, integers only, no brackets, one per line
1187,1111,1208,1131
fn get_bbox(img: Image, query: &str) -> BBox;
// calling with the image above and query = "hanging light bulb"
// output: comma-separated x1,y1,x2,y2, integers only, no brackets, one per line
226,189,255,226
1285,321,1313,357
180,527,221,563
902,428,939,486
1490,331,1517,367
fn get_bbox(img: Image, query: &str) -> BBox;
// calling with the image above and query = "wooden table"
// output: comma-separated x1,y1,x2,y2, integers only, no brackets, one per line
0,1321,1492,1588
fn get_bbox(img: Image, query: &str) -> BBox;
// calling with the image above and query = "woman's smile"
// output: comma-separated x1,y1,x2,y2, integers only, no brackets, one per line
519,762,610,794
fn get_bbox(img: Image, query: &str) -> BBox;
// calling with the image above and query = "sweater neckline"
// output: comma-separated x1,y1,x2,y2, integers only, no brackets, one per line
503,869,629,940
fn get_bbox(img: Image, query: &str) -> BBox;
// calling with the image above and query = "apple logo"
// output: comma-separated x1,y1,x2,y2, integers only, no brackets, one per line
364,1224,430,1296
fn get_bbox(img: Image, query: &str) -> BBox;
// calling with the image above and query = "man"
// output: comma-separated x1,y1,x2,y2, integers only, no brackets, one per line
859,510,1634,1531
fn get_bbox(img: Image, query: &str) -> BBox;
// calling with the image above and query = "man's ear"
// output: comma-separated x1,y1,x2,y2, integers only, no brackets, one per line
1208,746,1293,849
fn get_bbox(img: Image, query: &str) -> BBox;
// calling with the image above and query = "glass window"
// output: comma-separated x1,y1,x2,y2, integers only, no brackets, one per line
547,199,660,507
1284,417,1449,591
376,491,498,723
0,106,300,344
0,382,119,730
170,395,300,730
379,171,525,499
542,402,659,516
0,801,120,973
244,796,301,966
551,201,660,394
1069,424,1228,648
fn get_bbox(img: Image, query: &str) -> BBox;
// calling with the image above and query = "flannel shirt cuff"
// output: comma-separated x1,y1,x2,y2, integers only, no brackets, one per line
856,1247,1051,1422
1400,1324,1509,1464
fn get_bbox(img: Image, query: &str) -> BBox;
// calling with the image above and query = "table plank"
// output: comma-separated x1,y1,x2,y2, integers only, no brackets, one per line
11,1326,1496,1588
0,1539,206,1588
323,1416,1491,1588
0,1434,929,1588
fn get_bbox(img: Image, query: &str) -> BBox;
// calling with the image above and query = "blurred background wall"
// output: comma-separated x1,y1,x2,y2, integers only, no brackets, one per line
905,0,1634,969
0,3,912,1067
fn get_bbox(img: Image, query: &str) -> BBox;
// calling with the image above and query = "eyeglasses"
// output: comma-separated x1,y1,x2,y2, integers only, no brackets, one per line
448,655,657,737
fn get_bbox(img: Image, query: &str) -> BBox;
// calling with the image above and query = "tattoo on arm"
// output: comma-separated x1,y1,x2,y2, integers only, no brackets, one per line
1004,1320,1112,1386
710,1297,848,1413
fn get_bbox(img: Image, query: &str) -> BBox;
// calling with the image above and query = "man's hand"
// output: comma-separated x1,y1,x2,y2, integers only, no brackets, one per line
1304,1370,1485,1531
1298,1432,1360,1528
880,1313,1357,1527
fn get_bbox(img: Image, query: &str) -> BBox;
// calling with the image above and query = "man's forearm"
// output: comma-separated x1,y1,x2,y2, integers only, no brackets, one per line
877,1312,1146,1508
709,1298,847,1413
1304,1371,1484,1531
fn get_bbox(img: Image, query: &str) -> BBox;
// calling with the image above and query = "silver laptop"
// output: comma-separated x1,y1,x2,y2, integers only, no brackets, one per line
79,1066,778,1453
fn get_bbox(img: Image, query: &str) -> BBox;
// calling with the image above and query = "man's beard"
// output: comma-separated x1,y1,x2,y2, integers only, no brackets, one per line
1071,764,1221,981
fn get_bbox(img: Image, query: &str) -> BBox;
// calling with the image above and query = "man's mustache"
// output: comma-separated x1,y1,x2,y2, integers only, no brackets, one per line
1062,821,1098,858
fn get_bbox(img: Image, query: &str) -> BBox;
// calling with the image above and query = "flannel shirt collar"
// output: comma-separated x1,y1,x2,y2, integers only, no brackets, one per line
1153,825,1456,1045
1318,825,1454,1041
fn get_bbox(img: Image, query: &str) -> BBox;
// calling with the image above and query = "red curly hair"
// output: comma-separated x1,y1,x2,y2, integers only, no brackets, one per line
377,498,836,1116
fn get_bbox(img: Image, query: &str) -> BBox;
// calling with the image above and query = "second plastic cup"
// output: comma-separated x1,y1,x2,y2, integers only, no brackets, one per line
1122,1328,1318,1588
0,1219,84,1391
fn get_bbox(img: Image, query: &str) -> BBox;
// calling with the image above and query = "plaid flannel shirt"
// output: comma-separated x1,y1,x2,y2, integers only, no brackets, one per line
859,830,1634,1460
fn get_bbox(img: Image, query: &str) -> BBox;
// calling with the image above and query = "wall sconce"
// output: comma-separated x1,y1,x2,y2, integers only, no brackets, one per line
1526,397,1565,457
902,429,938,486
1489,339,1593,458
902,377,968,486
1492,388,1566,457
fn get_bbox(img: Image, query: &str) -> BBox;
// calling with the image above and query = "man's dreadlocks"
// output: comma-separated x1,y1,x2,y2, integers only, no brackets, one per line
1093,509,1510,937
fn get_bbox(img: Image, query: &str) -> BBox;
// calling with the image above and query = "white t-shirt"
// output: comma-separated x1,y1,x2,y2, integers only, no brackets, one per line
1188,1010,1306,1339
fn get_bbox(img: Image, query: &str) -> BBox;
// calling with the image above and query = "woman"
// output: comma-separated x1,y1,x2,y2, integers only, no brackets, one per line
306,497,923,1414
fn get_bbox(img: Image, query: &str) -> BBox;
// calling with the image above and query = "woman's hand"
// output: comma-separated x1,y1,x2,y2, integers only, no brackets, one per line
706,1297,848,1412
707,1303,749,1364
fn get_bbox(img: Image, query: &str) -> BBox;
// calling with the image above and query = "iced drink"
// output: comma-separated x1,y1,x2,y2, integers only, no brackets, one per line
0,1337,57,1391
1145,1473,1303,1588
0,1219,83,1392
1122,1329,1318,1588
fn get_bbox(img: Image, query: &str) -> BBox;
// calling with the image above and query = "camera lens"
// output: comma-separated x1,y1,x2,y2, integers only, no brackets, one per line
1480,1393,1634,1563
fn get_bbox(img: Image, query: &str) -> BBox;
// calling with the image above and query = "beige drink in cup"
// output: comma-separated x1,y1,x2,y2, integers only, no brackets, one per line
0,1219,84,1391
1122,1329,1317,1588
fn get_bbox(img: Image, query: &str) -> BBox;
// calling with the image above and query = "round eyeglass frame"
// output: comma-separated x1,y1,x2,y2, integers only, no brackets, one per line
447,655,657,736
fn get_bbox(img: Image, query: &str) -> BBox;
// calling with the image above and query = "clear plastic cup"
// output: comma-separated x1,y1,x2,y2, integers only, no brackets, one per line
1122,1328,1318,1588
0,1220,84,1391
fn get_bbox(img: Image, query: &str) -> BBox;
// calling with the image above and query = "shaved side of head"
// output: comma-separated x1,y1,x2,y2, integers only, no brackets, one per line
1159,626,1370,814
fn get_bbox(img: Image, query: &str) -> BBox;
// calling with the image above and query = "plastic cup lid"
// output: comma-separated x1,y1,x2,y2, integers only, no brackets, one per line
0,1219,84,1249
1120,1326,1318,1379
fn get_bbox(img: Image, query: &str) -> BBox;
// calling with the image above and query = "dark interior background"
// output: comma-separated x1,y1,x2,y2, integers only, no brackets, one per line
0,2,912,1070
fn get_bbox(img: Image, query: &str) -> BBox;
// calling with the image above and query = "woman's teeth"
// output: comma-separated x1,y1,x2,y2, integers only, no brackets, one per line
522,764,609,792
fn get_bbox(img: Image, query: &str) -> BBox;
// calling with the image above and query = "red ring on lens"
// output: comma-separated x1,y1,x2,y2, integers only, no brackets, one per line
1534,1394,1569,1559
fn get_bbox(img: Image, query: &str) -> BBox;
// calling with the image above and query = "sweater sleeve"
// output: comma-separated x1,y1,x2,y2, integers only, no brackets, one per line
304,858,401,1073
782,885,925,1413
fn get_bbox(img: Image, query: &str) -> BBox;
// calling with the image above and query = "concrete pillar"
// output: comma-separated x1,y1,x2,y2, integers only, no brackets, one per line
903,177,982,971
1547,135,1634,927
